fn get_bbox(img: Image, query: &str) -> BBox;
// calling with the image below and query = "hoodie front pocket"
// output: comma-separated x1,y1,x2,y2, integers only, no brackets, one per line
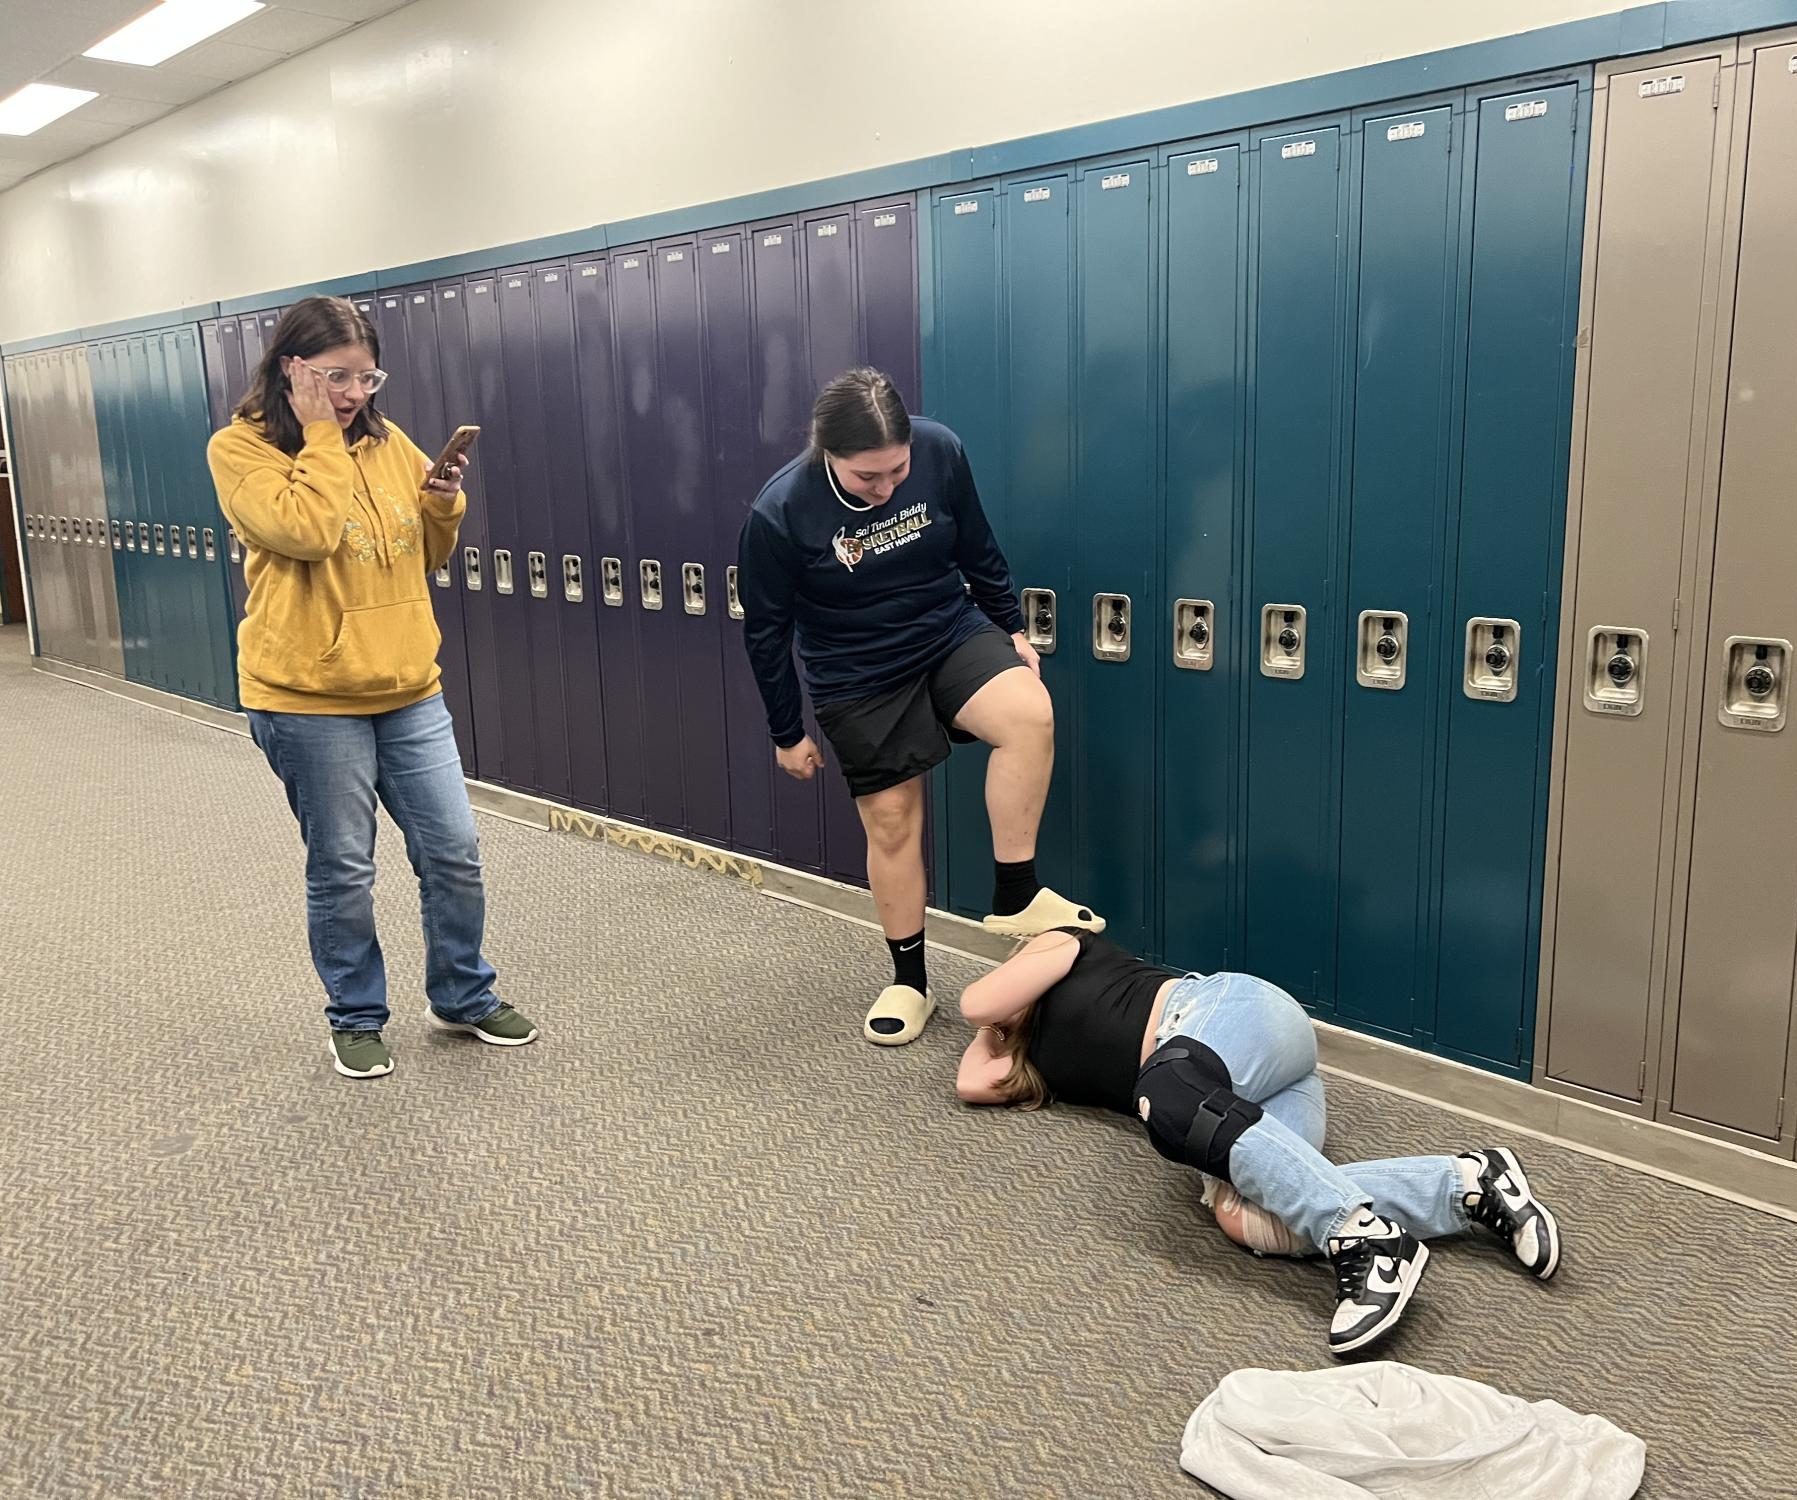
317,598,440,695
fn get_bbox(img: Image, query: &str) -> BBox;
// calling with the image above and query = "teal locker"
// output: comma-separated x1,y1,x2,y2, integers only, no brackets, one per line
92,340,148,686
166,327,237,708
1161,144,1246,975
1432,81,1585,1073
1074,156,1158,956
1335,101,1462,1039
1003,172,1077,916
1243,122,1350,1007
119,337,167,693
931,186,1004,919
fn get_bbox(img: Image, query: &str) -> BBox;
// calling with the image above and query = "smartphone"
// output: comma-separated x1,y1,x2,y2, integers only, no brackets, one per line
424,424,481,484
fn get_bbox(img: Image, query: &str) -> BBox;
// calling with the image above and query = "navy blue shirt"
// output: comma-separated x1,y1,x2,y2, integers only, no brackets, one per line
738,418,1025,748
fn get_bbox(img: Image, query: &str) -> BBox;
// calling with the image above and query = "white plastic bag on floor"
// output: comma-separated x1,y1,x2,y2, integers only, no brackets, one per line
1180,1362,1645,1499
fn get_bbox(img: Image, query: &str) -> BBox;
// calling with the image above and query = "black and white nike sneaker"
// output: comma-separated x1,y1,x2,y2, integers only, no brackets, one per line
1461,1146,1562,1280
1324,1208,1431,1356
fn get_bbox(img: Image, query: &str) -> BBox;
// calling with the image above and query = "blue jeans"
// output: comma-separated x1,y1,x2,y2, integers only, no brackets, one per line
248,694,502,1033
1157,974,1469,1254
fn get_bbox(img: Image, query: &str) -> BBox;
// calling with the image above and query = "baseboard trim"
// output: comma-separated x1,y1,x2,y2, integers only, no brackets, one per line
49,656,1797,1220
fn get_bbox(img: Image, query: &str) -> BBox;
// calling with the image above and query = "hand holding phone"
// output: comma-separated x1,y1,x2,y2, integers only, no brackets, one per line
422,424,481,491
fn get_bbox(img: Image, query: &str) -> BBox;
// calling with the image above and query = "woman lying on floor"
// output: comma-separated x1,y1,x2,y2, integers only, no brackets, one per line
955,929,1562,1356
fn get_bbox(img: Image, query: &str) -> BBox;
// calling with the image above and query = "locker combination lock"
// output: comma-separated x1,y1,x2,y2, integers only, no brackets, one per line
186,525,199,557
228,530,242,565
138,523,149,552
602,557,624,606
153,525,166,555
1092,593,1131,662
640,559,664,611
463,546,483,591
1464,618,1521,702
1023,587,1057,655
1356,610,1408,691
434,565,451,588
528,551,549,600
1582,626,1647,716
111,521,123,551
202,528,216,563
493,548,515,596
169,526,183,558
1260,604,1307,679
726,565,744,620
562,554,584,603
1717,636,1791,733
682,563,706,615
1173,598,1214,671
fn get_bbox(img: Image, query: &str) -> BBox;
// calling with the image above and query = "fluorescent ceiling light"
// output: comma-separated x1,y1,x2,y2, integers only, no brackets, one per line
0,83,99,136
84,0,266,67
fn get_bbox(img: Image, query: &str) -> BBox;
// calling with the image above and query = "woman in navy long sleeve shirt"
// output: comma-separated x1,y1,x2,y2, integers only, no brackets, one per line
738,368,1103,1046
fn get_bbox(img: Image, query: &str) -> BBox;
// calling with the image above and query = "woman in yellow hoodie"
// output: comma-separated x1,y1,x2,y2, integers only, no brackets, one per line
208,296,538,1079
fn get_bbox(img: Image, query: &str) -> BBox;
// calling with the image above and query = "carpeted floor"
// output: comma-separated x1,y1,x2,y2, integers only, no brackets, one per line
2,622,1794,1499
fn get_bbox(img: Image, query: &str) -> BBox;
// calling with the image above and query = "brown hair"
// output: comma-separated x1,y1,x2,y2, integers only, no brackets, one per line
990,1007,1050,1111
808,367,911,458
233,295,388,456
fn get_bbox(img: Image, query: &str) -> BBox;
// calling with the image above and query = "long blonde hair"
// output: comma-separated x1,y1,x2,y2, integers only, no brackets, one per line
990,1006,1050,1111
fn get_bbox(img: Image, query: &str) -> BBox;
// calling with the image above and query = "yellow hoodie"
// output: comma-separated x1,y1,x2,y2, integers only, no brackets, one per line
207,415,467,715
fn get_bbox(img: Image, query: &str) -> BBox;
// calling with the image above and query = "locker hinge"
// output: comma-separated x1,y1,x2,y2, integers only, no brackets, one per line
1638,1059,1648,1096
1672,597,1681,633
1778,1095,1787,1136
1712,73,1721,107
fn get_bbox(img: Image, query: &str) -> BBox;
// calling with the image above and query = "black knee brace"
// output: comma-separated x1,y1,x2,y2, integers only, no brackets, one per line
1134,1039,1264,1181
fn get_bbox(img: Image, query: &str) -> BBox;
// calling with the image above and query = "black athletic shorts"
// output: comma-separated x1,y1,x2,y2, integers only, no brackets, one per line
813,626,1026,799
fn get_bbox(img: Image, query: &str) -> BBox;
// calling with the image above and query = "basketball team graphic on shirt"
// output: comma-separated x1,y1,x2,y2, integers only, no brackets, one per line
834,504,934,573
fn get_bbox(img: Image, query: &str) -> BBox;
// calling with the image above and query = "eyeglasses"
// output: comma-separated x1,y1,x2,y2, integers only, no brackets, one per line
313,367,389,393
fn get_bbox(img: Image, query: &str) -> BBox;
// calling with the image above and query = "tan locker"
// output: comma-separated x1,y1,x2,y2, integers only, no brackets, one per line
1539,47,1737,1106
15,354,69,663
1662,35,1797,1151
68,346,124,677
51,348,104,670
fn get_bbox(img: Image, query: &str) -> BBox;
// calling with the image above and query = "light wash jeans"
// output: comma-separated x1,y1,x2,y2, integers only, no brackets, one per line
1157,973,1469,1254
248,693,502,1034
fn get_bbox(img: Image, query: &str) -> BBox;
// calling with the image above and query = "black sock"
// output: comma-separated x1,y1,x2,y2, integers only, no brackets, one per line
992,858,1041,917
887,931,928,993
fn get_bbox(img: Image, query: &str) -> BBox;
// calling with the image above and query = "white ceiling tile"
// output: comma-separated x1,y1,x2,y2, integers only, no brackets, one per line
228,7,353,53
165,39,290,84
0,1,146,102
25,114,129,150
275,0,416,22
80,95,176,129
45,58,222,107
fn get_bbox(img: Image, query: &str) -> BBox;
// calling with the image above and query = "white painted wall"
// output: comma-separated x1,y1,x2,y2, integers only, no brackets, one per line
0,0,1629,342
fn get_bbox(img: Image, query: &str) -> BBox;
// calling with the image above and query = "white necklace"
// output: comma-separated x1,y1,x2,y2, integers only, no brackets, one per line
823,453,877,513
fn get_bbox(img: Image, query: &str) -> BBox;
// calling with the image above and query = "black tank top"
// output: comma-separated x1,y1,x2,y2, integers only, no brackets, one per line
1026,929,1177,1114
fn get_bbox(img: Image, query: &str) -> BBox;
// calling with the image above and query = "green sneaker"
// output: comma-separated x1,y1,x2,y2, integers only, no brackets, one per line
330,1030,394,1079
426,1002,539,1047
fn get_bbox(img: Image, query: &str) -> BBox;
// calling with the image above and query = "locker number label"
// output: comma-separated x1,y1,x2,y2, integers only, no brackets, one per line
580,267,598,276
1187,157,1219,175
1101,171,1131,190
443,288,459,297
953,200,980,215
1023,186,1053,202
1638,73,1686,97
665,250,685,262
1505,99,1549,121
763,233,785,245
621,257,641,269
1386,120,1426,142
412,294,427,304
711,241,733,253
815,222,839,236
1281,140,1317,159
873,213,897,227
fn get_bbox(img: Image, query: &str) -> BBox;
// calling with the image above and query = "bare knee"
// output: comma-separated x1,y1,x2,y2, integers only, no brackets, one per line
859,785,922,857
992,678,1054,750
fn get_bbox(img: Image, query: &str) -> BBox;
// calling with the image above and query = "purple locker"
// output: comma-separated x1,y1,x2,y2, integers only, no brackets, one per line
434,281,508,788
571,256,645,822
856,201,921,410
465,275,537,794
801,206,871,887
497,266,572,804
699,227,776,858
611,244,688,833
373,293,416,435
529,261,608,811
652,236,731,846
401,285,477,772
748,218,826,872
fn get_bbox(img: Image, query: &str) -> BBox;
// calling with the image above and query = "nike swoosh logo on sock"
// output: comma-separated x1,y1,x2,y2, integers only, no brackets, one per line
898,940,922,952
